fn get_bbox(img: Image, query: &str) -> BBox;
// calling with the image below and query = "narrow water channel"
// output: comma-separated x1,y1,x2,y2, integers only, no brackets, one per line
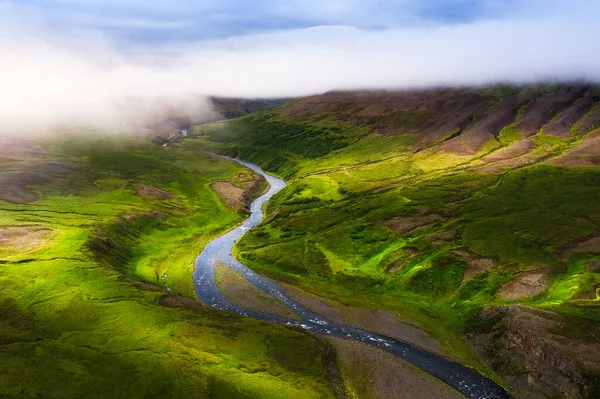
193,157,512,399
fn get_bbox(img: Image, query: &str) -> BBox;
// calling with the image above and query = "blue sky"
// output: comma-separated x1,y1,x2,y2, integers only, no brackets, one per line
13,0,539,44
1,0,599,133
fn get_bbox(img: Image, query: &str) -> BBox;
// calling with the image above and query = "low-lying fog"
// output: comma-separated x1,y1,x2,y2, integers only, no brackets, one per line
1,0,599,136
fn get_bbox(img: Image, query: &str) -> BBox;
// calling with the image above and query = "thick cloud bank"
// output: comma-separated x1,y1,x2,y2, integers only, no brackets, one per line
0,1,599,134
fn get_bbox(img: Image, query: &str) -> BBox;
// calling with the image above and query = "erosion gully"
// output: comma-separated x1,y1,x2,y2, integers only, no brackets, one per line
193,157,512,399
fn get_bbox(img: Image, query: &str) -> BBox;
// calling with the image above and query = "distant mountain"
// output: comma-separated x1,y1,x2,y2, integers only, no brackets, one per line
277,84,600,155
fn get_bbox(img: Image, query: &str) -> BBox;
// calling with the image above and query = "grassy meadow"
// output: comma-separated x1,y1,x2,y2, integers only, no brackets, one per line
0,133,336,398
2,85,600,398
193,101,600,371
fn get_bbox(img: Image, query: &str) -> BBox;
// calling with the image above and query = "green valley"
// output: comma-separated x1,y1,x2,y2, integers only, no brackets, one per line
0,133,336,398
2,84,600,399
194,85,600,398
4,1,600,398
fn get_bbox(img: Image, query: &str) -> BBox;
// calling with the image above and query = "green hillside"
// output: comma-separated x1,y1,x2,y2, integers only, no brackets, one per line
0,134,336,398
195,85,600,398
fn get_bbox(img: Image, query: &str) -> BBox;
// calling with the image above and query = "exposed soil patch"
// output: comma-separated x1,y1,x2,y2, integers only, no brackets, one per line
328,337,465,399
423,230,457,241
388,247,418,273
543,95,597,138
0,138,48,158
560,235,600,257
215,262,299,319
474,98,523,137
587,260,600,271
498,273,548,300
212,182,246,211
476,151,548,174
576,104,600,135
0,225,51,255
283,284,450,358
313,337,350,399
1,170,53,185
420,230,457,247
482,140,535,163
573,284,599,300
441,98,520,155
549,133,600,166
383,214,443,236
134,184,175,201
158,294,204,308
0,160,78,203
212,172,267,212
453,250,497,283
440,129,496,156
515,86,589,137
118,276,164,292
0,185,39,203
279,89,492,148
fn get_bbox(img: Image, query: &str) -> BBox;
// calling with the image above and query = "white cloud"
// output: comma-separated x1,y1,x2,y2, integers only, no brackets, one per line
0,0,599,135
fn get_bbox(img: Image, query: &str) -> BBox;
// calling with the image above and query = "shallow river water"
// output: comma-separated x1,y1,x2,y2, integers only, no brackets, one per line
193,157,512,399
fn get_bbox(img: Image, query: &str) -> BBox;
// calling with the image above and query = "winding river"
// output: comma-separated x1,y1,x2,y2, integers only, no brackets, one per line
193,157,512,399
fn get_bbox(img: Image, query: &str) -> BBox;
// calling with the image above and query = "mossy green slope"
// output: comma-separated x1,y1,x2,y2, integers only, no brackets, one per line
0,134,335,398
194,86,600,383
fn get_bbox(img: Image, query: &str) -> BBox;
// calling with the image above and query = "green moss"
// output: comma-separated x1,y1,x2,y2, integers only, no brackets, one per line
404,253,467,297
497,124,522,146
0,133,336,398
193,101,600,378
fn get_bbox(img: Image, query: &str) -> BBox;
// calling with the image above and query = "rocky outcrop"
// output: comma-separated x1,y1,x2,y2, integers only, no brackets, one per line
212,172,268,213
468,305,600,398
498,273,548,300
453,249,497,283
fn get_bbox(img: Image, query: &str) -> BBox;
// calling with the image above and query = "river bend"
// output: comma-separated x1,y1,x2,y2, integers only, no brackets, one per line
193,157,511,399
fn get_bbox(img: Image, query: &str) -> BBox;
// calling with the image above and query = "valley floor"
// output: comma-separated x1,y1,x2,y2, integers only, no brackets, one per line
2,84,600,399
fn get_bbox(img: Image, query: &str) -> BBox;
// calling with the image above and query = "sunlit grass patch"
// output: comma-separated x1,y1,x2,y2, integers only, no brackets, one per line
497,124,523,146
294,175,343,202
412,149,472,172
